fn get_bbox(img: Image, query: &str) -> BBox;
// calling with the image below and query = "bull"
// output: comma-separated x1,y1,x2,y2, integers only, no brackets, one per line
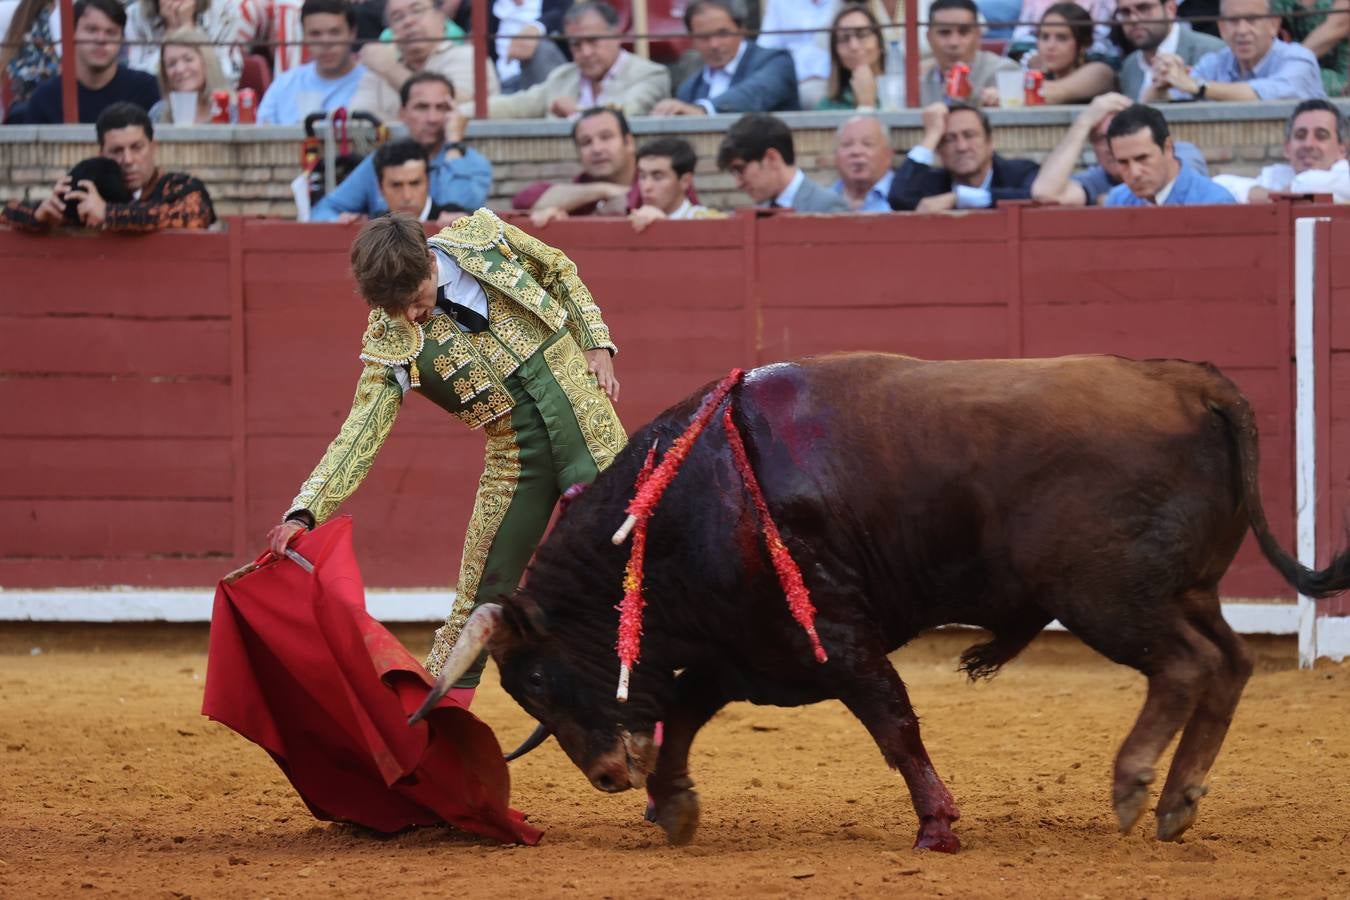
410,353,1350,852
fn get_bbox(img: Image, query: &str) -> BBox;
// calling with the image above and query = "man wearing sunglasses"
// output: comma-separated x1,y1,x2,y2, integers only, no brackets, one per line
919,0,1021,105
1116,0,1225,100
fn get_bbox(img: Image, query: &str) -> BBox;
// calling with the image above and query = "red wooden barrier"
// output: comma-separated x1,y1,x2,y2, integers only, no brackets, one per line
1,204,1345,601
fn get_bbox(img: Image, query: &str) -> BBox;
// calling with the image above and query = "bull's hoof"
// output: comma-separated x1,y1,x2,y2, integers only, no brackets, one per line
1112,769,1155,835
1156,784,1207,842
657,789,700,847
914,818,960,853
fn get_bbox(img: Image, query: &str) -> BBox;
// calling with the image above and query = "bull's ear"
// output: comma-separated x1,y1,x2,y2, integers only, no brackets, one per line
500,595,549,640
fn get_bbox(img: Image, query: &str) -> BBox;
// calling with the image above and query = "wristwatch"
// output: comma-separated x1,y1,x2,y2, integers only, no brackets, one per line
445,141,467,156
1194,78,1207,100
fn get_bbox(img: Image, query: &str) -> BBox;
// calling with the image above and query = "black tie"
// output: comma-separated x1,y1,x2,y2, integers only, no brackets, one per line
435,284,489,332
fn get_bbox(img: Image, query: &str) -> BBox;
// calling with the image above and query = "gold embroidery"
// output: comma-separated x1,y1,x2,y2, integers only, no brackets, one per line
434,354,454,379
428,315,454,345
431,209,506,252
452,376,472,398
543,338,626,470
360,308,424,368
286,364,403,525
499,220,616,355
425,412,520,677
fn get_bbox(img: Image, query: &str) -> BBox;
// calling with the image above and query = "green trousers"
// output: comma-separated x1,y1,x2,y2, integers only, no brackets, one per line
424,332,625,687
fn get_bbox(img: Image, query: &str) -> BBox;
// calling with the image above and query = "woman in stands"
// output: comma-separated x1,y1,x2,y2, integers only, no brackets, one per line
149,25,233,123
0,0,59,122
1028,2,1116,103
818,3,888,110
125,0,242,86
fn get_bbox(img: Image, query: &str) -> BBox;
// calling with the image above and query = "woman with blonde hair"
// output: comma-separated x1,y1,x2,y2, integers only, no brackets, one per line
819,3,888,109
149,26,232,123
126,0,242,85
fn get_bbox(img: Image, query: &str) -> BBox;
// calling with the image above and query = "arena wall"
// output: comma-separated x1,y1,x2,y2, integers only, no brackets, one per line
2,203,1348,650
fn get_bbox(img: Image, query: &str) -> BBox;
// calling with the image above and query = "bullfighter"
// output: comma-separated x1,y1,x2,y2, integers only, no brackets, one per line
266,209,625,692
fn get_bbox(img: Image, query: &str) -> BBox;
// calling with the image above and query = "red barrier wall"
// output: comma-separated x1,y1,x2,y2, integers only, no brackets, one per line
2,204,1346,599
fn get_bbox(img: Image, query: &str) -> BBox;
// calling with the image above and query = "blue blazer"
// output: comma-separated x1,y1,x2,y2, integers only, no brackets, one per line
675,42,800,113
1104,163,1235,207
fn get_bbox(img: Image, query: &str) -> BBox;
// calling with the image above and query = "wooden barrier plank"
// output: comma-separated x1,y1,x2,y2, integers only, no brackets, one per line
0,557,235,588
1022,235,1280,279
760,304,1009,361
0,437,233,499
0,317,231,376
758,242,1011,307
1020,204,1280,240
1,499,232,555
0,379,232,438
758,209,1012,245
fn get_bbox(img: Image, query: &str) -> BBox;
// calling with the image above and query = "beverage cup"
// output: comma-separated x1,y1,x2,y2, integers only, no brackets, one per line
169,91,199,124
996,70,1024,108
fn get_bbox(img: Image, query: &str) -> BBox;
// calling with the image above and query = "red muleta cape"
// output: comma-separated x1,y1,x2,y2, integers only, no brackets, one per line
201,516,541,844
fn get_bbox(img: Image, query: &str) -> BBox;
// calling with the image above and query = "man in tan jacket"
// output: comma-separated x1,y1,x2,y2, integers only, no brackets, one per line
490,1,670,119
352,0,498,122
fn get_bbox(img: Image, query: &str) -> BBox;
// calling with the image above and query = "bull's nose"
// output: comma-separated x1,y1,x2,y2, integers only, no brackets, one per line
588,762,631,793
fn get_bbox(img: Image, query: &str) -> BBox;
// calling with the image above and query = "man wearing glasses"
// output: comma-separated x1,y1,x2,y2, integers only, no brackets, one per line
489,1,671,118
919,0,1020,105
1116,0,1225,100
351,0,499,121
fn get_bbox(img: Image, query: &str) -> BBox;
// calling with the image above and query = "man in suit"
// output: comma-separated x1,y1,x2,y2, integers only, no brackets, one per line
717,113,851,212
488,1,671,119
1115,0,1224,101
889,101,1038,212
650,0,799,116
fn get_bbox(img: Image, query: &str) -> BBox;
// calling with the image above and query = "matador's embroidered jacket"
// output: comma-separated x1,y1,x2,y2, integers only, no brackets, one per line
285,208,618,524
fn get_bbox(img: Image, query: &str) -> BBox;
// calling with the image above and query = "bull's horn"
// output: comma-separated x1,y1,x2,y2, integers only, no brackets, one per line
503,722,552,761
408,603,503,726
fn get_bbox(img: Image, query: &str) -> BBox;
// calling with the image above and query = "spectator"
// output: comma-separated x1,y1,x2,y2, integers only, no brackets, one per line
651,0,800,115
1,0,60,121
2,102,216,230
148,26,231,123
717,112,851,211
351,0,498,122
512,105,640,225
1031,92,1211,205
1115,0,1225,100
23,0,160,124
125,0,242,87
628,137,725,231
920,0,1020,105
889,101,1039,211
489,1,671,119
1008,0,1119,61
757,0,836,108
312,71,492,221
852,0,938,60
368,137,470,222
236,0,305,76
1027,3,1117,103
818,3,888,110
489,0,568,93
1103,103,1234,204
256,0,367,125
1149,0,1327,100
1213,98,1349,202
1271,0,1348,96
831,114,896,211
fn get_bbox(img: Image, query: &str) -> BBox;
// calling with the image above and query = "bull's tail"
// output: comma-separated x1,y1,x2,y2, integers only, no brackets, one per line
1209,388,1350,598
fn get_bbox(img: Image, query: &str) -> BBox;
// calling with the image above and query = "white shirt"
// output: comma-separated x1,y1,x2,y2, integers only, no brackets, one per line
393,247,491,394
493,0,545,82
757,0,834,82
766,168,807,208
1133,22,1180,100
1152,174,1179,205
578,50,633,109
1213,158,1350,203
702,39,749,100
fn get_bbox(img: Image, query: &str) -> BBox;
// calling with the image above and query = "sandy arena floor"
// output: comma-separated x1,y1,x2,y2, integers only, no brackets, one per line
1,623,1346,899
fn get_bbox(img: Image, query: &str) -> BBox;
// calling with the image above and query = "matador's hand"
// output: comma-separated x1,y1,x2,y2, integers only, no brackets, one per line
585,348,619,402
267,521,306,557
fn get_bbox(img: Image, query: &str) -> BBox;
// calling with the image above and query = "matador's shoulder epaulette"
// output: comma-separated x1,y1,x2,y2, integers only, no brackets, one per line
359,308,425,387
429,208,519,261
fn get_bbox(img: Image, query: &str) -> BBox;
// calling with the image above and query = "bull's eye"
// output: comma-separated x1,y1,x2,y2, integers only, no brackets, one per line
527,668,544,688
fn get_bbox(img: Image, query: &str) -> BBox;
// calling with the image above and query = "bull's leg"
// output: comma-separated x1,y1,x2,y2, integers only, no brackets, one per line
1154,608,1254,841
647,668,729,846
838,661,961,853
1066,612,1221,836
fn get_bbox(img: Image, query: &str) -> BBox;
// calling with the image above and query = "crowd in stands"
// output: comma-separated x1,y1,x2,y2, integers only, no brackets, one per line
0,0,1347,232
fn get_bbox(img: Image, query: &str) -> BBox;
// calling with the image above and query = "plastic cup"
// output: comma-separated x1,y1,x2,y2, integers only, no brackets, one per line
997,70,1024,108
169,91,199,124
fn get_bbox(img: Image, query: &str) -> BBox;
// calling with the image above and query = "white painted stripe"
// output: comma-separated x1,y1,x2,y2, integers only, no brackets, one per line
1294,216,1328,668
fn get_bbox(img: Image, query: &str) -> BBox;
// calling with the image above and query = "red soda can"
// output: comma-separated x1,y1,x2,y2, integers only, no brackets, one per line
210,90,231,123
1023,69,1045,106
944,62,972,100
237,87,257,124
